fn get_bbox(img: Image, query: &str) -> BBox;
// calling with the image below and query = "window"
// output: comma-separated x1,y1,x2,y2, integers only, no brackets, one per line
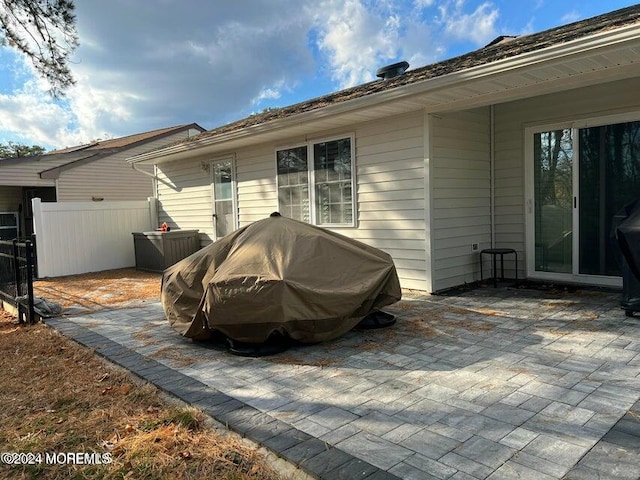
277,146,309,222
0,212,19,240
276,136,355,226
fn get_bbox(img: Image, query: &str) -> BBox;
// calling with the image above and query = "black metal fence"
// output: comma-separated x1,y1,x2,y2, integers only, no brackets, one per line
0,238,36,324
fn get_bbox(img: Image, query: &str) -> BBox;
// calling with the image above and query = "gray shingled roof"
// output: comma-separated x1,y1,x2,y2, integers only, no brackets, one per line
185,4,640,144
0,124,204,173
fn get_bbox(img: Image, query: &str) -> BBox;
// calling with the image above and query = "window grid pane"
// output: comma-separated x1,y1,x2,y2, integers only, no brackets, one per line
213,161,232,201
314,138,352,225
277,147,309,222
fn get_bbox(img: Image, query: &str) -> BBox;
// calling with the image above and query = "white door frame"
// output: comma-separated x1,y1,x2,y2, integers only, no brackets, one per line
210,155,238,240
524,112,640,288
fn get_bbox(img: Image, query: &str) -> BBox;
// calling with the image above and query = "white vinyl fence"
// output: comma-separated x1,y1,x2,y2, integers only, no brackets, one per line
32,197,158,277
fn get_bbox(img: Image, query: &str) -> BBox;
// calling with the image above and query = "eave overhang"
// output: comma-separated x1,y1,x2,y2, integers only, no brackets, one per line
129,24,640,165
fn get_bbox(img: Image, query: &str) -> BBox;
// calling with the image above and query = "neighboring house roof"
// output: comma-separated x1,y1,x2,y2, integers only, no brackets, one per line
130,5,640,164
0,124,205,182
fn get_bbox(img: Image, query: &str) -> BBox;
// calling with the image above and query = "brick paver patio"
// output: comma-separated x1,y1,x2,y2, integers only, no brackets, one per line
46,285,640,479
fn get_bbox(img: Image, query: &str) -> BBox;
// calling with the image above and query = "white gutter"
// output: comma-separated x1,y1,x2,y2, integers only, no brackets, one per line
131,162,157,179
129,24,640,165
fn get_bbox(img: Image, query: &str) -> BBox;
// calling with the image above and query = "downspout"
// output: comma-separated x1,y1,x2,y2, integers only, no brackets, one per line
490,104,496,249
131,162,158,179
131,162,160,230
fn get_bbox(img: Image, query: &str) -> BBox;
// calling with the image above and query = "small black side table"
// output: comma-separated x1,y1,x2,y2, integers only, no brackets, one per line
480,248,518,287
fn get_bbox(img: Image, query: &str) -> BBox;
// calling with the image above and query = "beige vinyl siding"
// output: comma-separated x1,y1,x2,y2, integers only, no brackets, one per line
0,162,56,187
56,132,194,202
431,107,491,291
494,77,640,276
234,112,428,290
352,111,427,290
155,111,428,290
155,153,214,244
0,186,22,212
236,145,277,225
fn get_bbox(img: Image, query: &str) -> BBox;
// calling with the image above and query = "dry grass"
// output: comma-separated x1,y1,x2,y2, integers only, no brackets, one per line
0,314,284,480
33,268,161,311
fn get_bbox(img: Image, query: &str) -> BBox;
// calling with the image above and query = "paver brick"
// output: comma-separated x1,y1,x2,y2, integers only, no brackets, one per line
400,428,460,460
301,447,354,478
576,441,640,479
293,417,332,437
482,403,536,426
338,432,413,470
362,469,403,480
319,423,361,445
441,409,513,442
388,461,441,480
281,438,328,465
601,427,640,449
454,435,516,469
402,452,458,479
439,452,493,478
487,460,555,480
246,418,291,444
262,428,312,453
518,380,588,406
562,464,620,480
511,450,569,478
306,406,359,430
522,435,590,467
539,402,595,425
499,427,538,449
324,457,379,480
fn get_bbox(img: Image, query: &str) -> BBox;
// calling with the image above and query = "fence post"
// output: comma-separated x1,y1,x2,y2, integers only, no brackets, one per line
12,240,24,324
31,197,46,278
148,197,158,230
25,240,35,324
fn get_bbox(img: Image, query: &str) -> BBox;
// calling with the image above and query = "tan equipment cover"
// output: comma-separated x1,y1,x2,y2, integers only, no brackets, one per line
161,215,401,343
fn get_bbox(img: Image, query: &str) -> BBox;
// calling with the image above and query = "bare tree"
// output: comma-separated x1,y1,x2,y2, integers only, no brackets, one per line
0,0,78,97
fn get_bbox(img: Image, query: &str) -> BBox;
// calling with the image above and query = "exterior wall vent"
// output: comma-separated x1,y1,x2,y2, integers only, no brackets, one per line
376,61,410,80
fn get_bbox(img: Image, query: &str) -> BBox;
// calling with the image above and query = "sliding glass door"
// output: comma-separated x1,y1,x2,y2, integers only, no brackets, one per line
529,118,640,284
579,121,640,277
533,129,574,274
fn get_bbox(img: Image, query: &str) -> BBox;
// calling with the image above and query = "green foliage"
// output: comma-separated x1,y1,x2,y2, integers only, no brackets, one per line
0,0,78,97
0,141,46,158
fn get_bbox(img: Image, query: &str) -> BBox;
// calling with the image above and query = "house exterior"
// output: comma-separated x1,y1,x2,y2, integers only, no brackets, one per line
129,6,640,293
0,124,205,239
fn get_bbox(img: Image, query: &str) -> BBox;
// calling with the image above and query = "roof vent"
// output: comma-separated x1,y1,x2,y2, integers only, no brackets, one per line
484,35,518,48
376,61,409,80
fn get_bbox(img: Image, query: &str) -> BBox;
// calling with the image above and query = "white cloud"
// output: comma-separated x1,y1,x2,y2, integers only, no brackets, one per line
561,11,581,24
315,0,402,87
2,1,320,147
0,0,551,149
441,1,499,45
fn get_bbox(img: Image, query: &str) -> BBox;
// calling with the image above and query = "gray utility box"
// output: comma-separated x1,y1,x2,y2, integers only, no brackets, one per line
133,230,200,273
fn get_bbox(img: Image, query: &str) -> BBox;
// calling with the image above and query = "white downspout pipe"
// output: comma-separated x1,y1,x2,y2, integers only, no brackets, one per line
490,104,496,249
131,162,157,179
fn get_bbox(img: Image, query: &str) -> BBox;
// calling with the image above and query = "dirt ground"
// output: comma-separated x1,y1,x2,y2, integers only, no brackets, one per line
33,268,162,311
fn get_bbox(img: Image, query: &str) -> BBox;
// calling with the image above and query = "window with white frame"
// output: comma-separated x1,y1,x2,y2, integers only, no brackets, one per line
276,135,355,226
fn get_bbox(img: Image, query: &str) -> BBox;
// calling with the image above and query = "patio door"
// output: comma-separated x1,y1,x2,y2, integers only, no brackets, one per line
211,158,237,240
527,118,640,286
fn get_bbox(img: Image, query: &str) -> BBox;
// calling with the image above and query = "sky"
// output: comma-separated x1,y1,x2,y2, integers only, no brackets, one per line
0,0,638,150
